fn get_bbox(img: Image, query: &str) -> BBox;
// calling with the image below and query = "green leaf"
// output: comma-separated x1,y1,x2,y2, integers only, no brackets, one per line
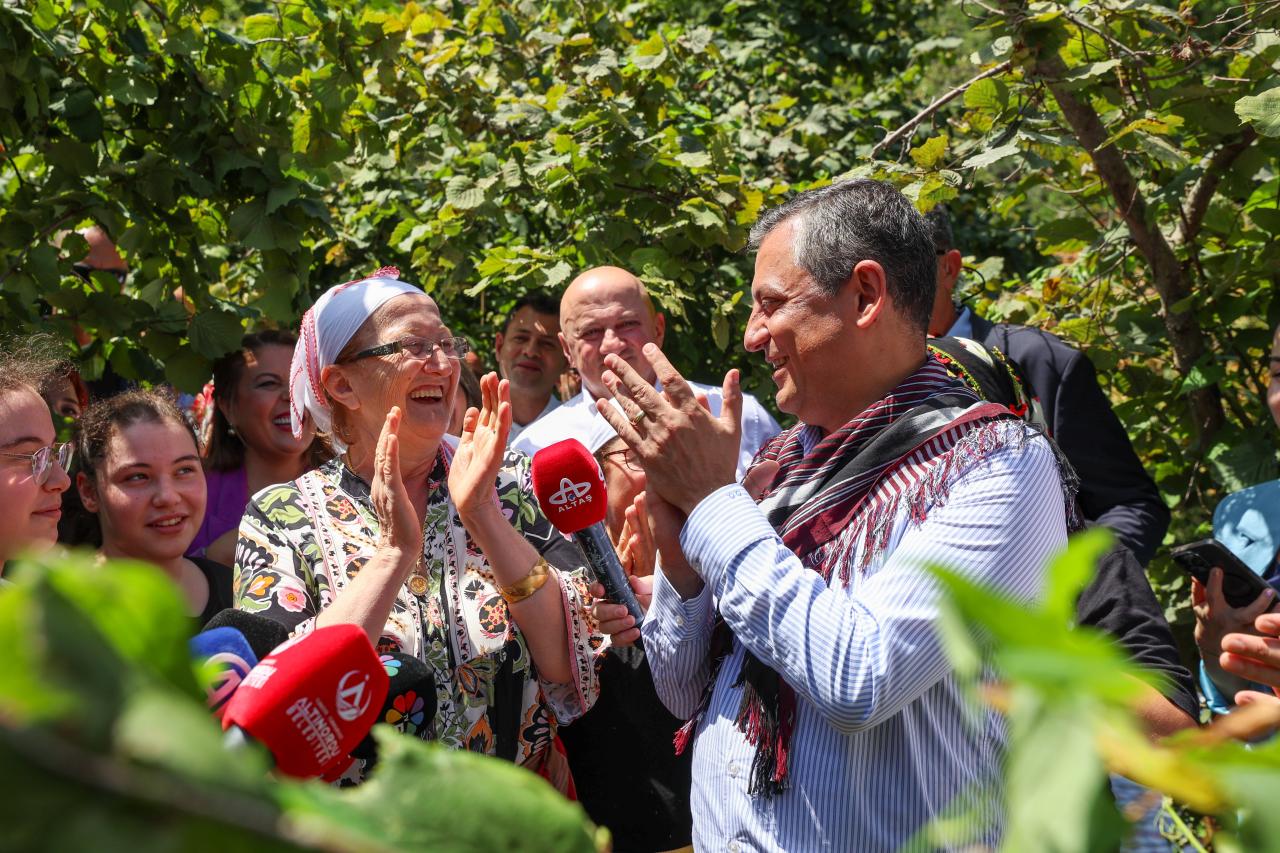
630,33,668,70
164,348,214,394
910,134,948,168
675,151,713,169
291,112,312,154
188,309,244,360
106,71,159,107
963,78,1008,112
1236,88,1280,137
445,175,485,210
960,142,1020,171
242,13,278,41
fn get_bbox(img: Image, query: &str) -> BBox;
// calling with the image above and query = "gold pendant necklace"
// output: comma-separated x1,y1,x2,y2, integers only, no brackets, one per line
408,573,429,597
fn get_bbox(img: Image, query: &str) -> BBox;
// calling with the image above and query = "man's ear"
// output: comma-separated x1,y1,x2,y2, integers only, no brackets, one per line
849,260,889,330
558,331,575,368
939,249,963,294
652,313,666,349
494,331,505,354
321,364,360,414
77,471,99,513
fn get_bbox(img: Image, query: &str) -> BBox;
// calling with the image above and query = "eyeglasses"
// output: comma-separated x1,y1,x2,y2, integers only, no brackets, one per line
343,335,471,364
0,442,73,485
601,447,642,473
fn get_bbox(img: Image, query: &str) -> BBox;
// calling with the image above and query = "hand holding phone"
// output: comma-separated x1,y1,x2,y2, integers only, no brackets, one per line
1172,539,1274,609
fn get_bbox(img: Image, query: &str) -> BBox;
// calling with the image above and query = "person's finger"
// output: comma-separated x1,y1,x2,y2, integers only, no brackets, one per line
1241,586,1278,621
1191,577,1206,608
588,582,605,600
1206,567,1226,609
641,343,697,410
494,398,512,448
602,370,649,426
1257,612,1280,634
600,352,669,415
720,368,743,440
1221,651,1280,689
1222,632,1280,660
694,390,711,412
608,627,641,647
480,372,498,431
742,459,780,501
630,573,653,611
595,396,646,450
461,407,480,444
1235,689,1280,706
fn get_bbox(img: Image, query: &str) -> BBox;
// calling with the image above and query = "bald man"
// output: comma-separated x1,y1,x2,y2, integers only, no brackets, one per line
511,267,779,475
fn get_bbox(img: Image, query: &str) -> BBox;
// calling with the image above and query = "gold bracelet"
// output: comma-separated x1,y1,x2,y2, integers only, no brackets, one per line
499,558,554,604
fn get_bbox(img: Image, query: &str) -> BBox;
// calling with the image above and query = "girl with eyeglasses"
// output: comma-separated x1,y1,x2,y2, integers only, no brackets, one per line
0,346,72,577
73,390,233,626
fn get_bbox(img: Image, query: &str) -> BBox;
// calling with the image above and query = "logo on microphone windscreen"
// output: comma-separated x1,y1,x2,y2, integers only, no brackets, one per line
336,670,373,721
549,477,592,507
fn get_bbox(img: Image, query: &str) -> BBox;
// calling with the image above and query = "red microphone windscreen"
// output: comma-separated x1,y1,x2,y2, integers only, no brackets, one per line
531,439,608,534
222,624,389,779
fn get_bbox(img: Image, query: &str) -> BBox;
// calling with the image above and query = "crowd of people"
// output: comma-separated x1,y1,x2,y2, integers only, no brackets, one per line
3,178,1280,851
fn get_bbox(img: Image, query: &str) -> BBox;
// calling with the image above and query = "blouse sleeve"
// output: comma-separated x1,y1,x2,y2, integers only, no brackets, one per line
498,450,605,723
233,483,324,637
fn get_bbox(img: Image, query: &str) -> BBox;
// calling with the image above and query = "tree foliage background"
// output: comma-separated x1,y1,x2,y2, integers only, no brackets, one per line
1,0,1278,631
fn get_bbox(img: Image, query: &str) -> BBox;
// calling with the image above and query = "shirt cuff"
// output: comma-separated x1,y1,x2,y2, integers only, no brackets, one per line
679,483,778,594
647,565,713,642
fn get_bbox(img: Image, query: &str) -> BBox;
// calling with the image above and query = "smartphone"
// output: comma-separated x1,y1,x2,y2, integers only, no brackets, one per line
1170,538,1275,608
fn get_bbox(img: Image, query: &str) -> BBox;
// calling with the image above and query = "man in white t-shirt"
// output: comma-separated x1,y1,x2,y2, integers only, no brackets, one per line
510,266,779,475
495,293,566,445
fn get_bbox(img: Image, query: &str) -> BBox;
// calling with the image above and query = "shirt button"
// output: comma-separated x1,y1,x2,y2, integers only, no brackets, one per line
676,614,685,627
727,760,742,778
728,842,741,853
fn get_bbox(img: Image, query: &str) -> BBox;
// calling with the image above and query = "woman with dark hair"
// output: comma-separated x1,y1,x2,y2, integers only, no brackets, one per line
190,330,322,565
39,362,90,422
75,389,233,625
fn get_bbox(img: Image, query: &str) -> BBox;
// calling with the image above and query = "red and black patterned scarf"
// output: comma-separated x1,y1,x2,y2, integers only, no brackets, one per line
674,356,1025,797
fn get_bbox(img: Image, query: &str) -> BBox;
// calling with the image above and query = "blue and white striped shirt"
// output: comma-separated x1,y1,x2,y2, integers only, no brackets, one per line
642,422,1068,851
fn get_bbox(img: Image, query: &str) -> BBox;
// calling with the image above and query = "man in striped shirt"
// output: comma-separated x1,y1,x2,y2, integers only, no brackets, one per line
592,180,1071,850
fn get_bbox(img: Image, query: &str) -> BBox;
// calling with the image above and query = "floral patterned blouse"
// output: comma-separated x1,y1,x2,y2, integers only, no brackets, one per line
233,445,603,788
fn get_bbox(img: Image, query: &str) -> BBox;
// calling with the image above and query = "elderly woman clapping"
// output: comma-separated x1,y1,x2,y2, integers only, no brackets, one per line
234,268,600,788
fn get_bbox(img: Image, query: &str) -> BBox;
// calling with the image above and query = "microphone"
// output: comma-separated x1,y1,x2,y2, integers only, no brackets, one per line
349,652,438,766
222,624,389,779
531,438,646,628
189,626,257,718
202,609,291,661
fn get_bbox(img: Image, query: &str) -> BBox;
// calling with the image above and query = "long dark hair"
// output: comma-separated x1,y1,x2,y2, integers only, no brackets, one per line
204,330,327,472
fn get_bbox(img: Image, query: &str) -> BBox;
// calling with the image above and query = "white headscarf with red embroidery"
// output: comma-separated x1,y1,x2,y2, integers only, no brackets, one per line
289,267,422,440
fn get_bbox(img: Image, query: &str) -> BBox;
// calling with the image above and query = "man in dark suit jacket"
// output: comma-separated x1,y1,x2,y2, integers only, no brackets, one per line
925,207,1170,565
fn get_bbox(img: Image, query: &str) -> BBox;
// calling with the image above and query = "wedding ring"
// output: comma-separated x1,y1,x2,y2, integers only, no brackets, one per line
629,410,647,426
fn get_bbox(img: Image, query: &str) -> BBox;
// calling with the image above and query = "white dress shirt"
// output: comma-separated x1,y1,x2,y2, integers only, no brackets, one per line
506,394,560,446
642,421,1068,851
510,382,781,477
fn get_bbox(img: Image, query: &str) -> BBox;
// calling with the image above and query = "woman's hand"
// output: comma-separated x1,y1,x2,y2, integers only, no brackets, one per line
371,407,422,562
1193,568,1277,695
618,493,657,578
590,576,653,648
449,372,512,521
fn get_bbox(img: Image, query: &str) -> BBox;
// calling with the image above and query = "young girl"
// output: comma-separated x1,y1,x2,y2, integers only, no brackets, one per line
0,346,72,577
191,331,321,565
75,390,232,625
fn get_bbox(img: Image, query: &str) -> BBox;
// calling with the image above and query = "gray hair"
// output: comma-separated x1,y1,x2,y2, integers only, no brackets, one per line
748,179,938,334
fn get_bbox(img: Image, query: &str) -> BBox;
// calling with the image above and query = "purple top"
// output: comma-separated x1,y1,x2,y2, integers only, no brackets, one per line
187,466,250,557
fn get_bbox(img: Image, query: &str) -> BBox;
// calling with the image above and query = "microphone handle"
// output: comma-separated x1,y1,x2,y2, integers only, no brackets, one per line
573,523,647,629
